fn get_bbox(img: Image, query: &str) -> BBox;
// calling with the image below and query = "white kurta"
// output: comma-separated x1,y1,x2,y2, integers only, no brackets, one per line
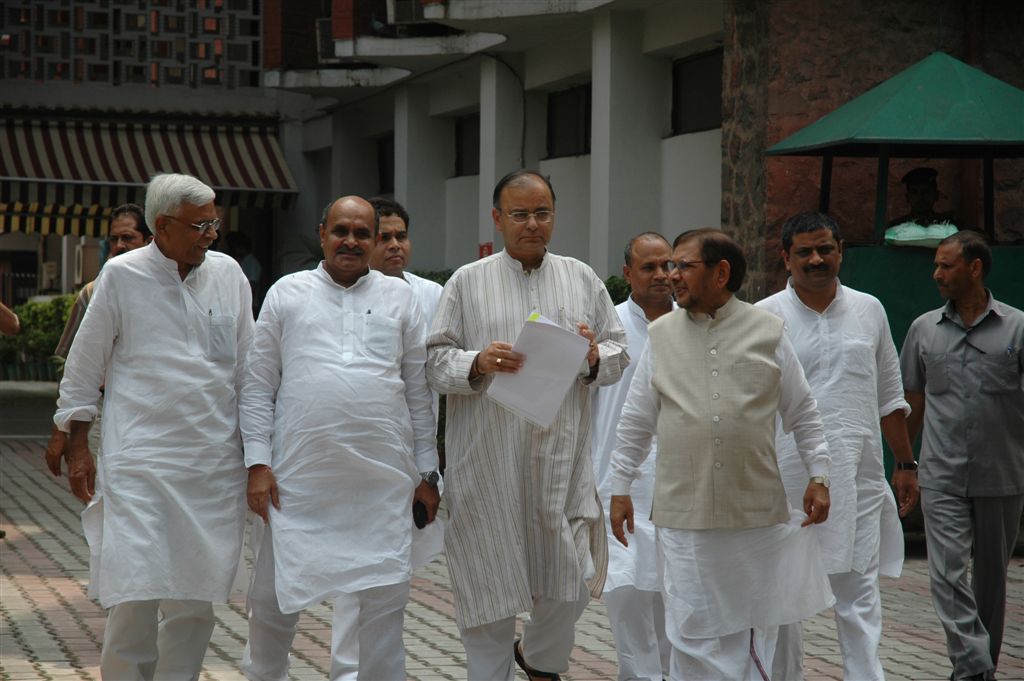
240,266,438,614
757,281,906,578
404,271,443,327
55,243,253,608
610,331,834,638
591,297,672,593
426,249,629,630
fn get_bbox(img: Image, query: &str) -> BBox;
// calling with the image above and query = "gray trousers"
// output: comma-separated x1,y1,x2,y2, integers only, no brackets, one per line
921,488,1024,679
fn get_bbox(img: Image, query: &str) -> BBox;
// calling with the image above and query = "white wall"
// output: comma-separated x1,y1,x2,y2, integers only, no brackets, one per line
539,155,591,268
660,129,723,236
443,175,481,270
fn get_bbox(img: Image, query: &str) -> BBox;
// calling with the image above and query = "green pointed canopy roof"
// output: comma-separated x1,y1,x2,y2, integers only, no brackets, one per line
766,52,1024,158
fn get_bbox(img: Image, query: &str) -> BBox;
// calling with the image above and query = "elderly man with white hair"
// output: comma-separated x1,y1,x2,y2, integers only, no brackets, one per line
55,173,254,678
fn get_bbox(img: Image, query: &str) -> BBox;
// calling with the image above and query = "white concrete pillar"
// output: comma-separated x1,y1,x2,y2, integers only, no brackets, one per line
394,84,451,270
590,10,671,277
478,56,524,256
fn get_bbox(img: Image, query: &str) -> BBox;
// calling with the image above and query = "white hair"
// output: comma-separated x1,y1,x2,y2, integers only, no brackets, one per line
145,173,216,228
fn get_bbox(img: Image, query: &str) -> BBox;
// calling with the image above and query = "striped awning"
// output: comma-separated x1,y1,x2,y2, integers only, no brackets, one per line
0,115,298,235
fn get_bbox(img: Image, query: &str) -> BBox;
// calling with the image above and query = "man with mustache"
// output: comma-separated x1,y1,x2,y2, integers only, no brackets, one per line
55,173,254,677
900,231,1024,681
241,195,439,680
369,196,444,326
757,212,919,681
591,232,674,681
610,228,833,680
46,203,152,475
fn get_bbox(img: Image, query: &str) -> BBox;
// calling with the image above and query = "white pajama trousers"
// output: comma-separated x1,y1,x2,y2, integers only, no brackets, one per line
242,526,410,681
772,550,885,681
666,619,778,681
100,598,215,680
459,583,590,681
603,586,671,681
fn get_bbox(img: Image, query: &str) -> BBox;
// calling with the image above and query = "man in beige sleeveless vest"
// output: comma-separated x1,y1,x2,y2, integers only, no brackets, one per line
609,229,834,680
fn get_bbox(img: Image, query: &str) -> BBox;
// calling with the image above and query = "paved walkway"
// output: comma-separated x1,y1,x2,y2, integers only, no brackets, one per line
2,434,1022,680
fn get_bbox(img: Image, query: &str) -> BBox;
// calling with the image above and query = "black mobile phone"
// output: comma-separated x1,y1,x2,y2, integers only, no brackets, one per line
413,500,427,529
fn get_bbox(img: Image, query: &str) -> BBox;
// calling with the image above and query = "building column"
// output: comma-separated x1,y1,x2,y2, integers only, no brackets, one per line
590,10,670,276
478,56,524,256
394,84,450,270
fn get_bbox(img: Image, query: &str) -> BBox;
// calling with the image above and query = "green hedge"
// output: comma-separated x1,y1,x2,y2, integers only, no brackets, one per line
0,295,74,379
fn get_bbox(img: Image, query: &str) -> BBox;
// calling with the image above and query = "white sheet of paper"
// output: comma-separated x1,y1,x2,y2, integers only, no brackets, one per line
486,313,590,428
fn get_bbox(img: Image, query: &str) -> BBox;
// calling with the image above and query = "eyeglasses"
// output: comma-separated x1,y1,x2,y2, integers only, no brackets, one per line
665,259,708,273
505,210,554,224
164,215,222,234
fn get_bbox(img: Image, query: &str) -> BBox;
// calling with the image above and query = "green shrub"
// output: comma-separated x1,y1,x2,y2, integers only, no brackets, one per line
604,275,630,305
410,269,454,287
0,295,75,366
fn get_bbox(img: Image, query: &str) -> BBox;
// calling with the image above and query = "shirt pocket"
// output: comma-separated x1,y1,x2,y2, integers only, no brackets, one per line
361,314,402,362
208,314,237,363
842,336,875,379
978,350,1020,394
730,360,775,391
922,353,949,394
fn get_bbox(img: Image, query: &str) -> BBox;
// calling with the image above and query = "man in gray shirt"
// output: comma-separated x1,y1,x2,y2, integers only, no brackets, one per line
900,230,1024,681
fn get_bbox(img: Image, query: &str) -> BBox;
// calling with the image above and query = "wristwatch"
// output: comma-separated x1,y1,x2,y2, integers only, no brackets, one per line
809,475,830,489
895,460,919,471
420,471,440,488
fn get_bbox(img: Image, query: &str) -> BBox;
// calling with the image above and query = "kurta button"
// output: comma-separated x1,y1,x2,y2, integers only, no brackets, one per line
709,348,718,355
713,416,720,423
714,438,722,445
714,461,722,469
711,370,719,377
712,393,720,400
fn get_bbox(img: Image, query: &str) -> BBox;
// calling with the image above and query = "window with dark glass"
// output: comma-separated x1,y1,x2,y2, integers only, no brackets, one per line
670,48,723,136
454,113,480,177
546,83,591,159
377,134,395,195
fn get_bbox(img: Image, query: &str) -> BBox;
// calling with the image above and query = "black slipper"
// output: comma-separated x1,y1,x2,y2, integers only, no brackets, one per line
513,638,562,681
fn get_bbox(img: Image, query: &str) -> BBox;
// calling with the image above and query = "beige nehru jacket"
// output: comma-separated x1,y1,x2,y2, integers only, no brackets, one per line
649,297,790,530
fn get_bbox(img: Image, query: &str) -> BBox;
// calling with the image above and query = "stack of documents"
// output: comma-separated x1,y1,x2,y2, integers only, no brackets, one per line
487,313,589,428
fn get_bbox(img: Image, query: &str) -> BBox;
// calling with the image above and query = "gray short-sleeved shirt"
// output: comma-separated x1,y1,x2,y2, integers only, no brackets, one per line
900,293,1024,497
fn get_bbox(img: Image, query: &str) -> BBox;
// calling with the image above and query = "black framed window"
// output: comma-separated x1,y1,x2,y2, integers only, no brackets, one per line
671,48,723,136
546,83,591,159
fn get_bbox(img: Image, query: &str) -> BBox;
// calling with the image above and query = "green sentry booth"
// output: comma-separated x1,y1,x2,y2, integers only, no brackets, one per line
765,52,1024,487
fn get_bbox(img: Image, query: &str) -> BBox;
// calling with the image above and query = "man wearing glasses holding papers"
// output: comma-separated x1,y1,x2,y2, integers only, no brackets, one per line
55,173,254,678
427,170,628,680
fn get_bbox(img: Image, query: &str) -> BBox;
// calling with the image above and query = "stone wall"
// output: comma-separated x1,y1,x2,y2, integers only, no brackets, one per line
721,0,770,300
723,0,1024,296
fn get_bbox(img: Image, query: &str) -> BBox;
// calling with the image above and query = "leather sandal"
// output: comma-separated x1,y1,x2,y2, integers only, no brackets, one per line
513,638,562,680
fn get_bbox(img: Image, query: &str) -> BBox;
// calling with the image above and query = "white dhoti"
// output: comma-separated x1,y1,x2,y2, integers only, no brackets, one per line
658,511,834,680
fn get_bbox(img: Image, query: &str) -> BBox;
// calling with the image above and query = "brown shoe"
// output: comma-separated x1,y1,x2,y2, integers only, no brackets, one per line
513,639,561,680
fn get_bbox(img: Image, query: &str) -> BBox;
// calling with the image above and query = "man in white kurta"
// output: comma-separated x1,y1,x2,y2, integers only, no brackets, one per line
240,196,439,681
427,171,628,680
610,229,834,681
757,212,919,681
55,173,253,678
591,233,674,681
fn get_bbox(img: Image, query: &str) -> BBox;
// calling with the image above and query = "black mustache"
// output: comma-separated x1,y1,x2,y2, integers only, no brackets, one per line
336,248,364,256
804,265,830,272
